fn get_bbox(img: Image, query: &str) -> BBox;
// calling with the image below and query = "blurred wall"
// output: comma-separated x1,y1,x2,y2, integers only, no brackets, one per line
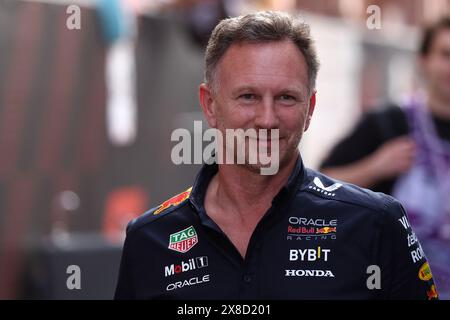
0,0,204,299
0,0,108,298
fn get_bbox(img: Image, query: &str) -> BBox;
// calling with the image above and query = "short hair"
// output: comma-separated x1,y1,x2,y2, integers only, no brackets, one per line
204,11,320,94
420,15,450,56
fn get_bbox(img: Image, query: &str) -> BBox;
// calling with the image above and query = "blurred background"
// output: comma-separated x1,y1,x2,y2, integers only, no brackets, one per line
0,0,449,299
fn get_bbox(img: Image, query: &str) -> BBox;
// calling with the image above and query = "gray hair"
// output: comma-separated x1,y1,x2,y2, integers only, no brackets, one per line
204,11,320,94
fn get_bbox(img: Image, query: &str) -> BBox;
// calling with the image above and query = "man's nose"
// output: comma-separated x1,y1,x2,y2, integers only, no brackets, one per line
255,97,279,129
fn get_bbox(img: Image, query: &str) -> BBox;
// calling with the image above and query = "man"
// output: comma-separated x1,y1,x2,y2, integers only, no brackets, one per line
320,16,450,298
115,11,438,299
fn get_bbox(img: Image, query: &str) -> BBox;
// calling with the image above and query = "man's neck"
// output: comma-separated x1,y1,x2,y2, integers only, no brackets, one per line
427,89,450,120
207,154,299,222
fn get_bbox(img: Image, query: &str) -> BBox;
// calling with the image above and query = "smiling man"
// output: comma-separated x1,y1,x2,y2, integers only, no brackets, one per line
114,11,438,300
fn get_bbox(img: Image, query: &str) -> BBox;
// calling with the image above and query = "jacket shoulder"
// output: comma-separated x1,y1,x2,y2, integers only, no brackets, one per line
126,187,192,234
300,168,398,213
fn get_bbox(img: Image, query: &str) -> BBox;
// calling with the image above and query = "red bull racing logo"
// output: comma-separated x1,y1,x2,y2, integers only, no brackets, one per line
287,217,337,240
316,227,337,234
154,187,192,215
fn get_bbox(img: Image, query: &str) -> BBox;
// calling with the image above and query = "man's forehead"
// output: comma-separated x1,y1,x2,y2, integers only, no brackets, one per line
229,79,307,95
217,40,309,89
222,39,306,64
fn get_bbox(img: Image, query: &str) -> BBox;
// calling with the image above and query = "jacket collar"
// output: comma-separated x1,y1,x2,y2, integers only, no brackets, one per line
189,154,306,215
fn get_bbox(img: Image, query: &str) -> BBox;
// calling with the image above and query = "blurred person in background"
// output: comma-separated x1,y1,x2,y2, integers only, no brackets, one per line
320,16,450,298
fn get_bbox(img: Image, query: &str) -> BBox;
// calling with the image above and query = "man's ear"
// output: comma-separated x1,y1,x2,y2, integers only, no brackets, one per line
199,83,217,128
304,91,316,132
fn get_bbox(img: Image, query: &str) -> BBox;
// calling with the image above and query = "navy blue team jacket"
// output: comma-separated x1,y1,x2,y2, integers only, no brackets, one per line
114,156,438,300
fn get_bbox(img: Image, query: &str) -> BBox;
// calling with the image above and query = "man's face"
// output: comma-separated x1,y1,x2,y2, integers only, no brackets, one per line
422,29,450,100
200,40,316,173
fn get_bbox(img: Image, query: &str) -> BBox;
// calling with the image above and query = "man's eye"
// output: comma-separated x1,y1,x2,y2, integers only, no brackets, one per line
279,95,295,101
240,94,256,100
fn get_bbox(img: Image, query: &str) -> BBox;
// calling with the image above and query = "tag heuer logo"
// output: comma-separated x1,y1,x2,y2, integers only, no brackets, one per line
168,226,198,253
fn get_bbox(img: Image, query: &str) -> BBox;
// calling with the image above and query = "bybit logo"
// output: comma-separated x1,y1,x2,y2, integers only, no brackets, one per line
289,247,331,262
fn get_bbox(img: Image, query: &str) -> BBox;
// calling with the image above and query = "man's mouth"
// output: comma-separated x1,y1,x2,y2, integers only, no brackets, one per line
248,136,282,141
248,137,284,149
